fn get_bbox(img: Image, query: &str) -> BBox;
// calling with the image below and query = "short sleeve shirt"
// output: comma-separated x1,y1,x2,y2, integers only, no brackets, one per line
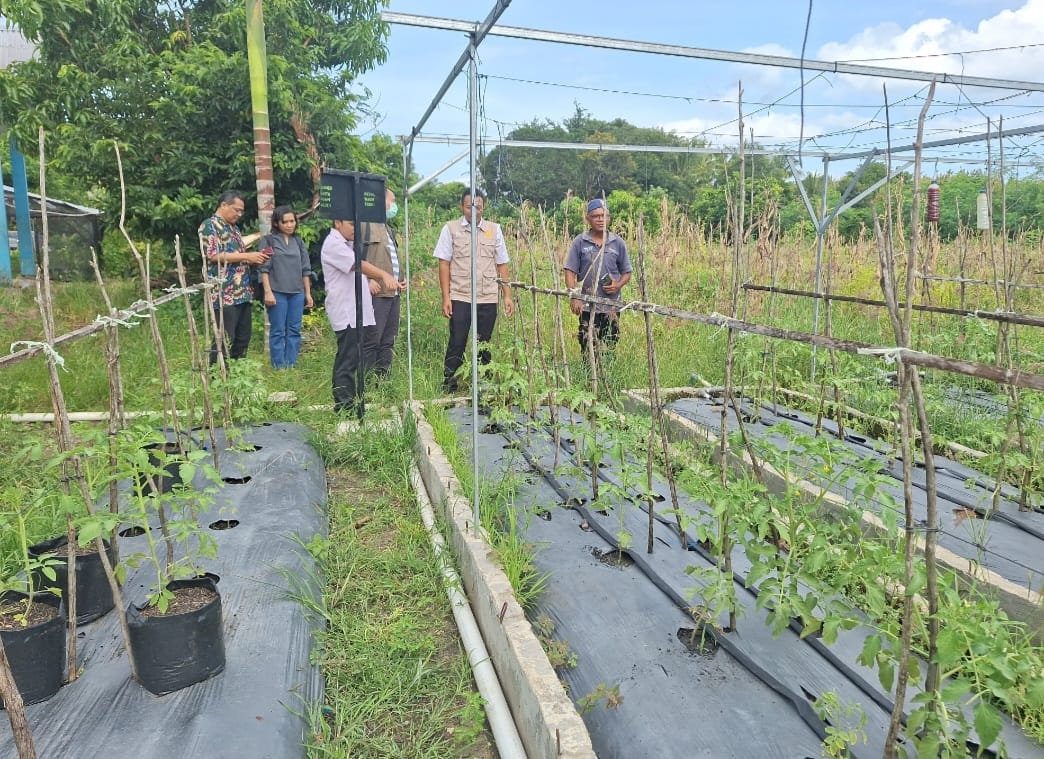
563,231,632,314
199,214,253,306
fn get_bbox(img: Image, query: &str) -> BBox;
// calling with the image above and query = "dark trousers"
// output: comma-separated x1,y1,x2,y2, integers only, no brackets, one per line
364,296,401,377
443,301,497,390
210,302,253,364
333,324,375,411
577,310,620,356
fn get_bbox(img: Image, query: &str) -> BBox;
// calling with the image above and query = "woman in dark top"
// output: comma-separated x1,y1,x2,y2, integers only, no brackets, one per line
259,206,313,369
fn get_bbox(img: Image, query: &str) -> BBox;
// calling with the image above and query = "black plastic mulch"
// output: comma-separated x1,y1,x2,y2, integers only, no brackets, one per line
0,422,327,759
447,405,1042,759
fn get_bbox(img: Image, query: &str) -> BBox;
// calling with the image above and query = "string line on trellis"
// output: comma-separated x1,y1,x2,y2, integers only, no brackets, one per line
500,279,1044,392
742,283,1044,328
1,280,211,370
8,340,67,370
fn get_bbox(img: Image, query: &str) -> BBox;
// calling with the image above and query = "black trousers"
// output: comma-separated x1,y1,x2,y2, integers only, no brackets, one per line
364,296,401,377
333,324,375,411
443,301,498,389
577,310,620,355
210,302,253,364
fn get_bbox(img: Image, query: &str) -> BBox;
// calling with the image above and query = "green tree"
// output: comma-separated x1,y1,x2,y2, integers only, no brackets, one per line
480,106,715,208
0,0,386,264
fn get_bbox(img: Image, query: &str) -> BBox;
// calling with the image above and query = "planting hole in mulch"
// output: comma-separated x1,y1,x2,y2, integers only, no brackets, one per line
119,526,147,538
677,626,718,657
0,598,60,630
208,519,240,531
222,476,252,485
591,547,634,569
139,586,218,618
953,507,980,525
238,445,263,452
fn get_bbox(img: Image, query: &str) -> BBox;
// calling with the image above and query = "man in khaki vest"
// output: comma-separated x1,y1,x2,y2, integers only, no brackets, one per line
433,188,514,393
360,188,405,380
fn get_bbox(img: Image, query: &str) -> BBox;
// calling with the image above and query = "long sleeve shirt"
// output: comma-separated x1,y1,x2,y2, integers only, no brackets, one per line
321,227,375,331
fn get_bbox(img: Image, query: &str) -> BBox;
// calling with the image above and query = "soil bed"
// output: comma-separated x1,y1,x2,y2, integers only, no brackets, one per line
0,599,59,629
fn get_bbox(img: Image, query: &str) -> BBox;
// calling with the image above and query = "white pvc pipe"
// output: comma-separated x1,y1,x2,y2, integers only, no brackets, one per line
408,463,528,759
2,411,157,423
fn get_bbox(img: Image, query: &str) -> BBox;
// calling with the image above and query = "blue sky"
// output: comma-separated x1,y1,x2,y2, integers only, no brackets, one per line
355,0,1044,183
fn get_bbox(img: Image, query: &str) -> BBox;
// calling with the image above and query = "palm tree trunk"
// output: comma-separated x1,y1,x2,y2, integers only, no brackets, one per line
246,0,274,234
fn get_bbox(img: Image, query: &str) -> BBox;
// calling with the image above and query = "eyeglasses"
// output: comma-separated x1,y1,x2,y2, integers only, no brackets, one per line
588,213,606,220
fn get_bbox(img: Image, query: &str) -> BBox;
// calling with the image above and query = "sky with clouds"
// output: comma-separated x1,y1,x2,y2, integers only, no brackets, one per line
356,0,1044,183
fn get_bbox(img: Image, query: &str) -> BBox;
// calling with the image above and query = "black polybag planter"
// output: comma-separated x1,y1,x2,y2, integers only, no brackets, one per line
0,591,66,708
127,575,225,696
29,536,115,624
138,441,183,496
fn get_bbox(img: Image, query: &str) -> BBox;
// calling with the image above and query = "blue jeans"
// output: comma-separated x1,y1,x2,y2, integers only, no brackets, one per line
267,291,305,368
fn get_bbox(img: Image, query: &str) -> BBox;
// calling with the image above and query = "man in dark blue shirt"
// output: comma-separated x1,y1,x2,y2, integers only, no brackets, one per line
563,198,632,362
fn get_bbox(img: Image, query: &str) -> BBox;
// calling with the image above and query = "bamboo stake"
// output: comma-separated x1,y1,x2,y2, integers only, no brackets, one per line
174,238,220,470
198,248,233,429
717,84,746,634
880,79,944,755
635,215,685,552
113,144,178,570
906,82,941,698
877,112,915,759
0,637,36,759
89,250,126,567
822,215,847,442
32,130,77,681
31,128,134,683
517,208,542,422
538,205,568,466
111,146,184,447
989,120,1036,513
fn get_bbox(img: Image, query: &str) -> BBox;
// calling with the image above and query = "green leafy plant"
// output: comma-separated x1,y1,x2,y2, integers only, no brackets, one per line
76,425,222,613
577,682,623,714
0,487,65,627
814,691,868,758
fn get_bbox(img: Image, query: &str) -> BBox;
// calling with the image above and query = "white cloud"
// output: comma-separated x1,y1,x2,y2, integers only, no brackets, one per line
818,0,1044,85
659,108,880,152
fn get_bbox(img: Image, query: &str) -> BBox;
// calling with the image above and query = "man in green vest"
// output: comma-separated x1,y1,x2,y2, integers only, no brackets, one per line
360,188,406,380
433,188,514,393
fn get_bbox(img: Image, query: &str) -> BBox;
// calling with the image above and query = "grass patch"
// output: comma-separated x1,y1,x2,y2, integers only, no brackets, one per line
306,422,494,759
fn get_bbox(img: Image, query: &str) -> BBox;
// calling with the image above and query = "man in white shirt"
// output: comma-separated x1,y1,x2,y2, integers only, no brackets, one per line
321,218,402,414
433,188,514,393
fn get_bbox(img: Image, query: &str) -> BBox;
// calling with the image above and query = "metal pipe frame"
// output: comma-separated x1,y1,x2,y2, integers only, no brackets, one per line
384,11,1044,93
